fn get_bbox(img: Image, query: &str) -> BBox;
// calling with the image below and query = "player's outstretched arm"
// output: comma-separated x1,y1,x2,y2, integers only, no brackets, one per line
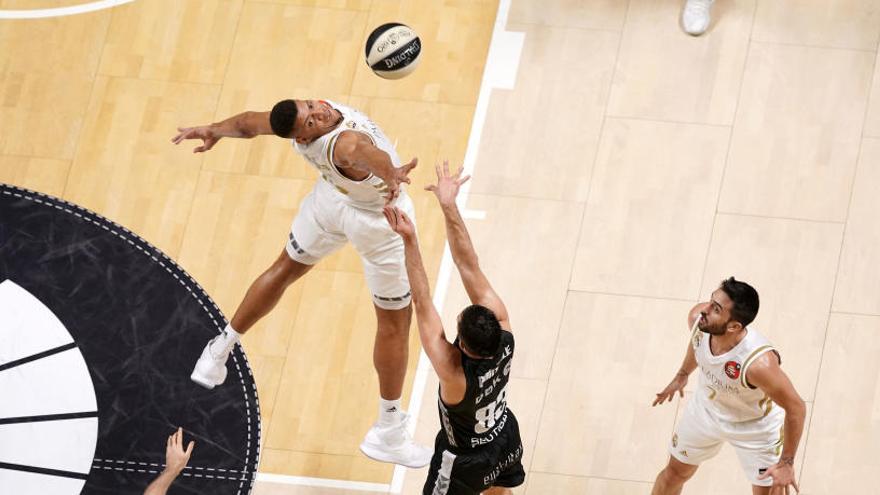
383,206,463,385
172,111,273,153
749,353,806,493
426,160,510,330
334,131,417,205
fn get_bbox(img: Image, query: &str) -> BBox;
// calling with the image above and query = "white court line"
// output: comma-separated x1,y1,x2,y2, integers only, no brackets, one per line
461,209,487,220
0,0,134,19
390,0,524,492
256,473,389,492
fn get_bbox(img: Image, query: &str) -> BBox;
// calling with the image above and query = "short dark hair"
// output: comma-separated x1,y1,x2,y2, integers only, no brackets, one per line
270,99,298,137
458,305,502,358
719,277,759,328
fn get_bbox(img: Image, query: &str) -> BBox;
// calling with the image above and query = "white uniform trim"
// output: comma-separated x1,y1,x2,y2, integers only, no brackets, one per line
431,450,456,495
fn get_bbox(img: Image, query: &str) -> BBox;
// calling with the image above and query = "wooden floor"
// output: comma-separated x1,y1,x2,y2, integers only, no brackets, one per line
3,0,880,494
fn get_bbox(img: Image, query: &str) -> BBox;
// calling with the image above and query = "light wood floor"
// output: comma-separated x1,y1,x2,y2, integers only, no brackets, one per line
3,0,879,494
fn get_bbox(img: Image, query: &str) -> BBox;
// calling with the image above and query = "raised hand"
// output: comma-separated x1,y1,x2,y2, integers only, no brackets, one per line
171,126,220,153
425,160,470,207
383,206,416,241
165,427,195,475
384,157,418,205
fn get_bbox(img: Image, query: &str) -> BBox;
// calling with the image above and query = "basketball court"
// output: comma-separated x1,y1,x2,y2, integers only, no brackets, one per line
1,0,878,493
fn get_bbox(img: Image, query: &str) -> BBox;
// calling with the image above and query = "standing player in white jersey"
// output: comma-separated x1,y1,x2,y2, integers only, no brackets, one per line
651,278,806,494
384,162,525,495
171,99,430,467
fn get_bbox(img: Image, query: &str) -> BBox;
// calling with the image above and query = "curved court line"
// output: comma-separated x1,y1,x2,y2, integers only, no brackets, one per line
0,186,261,495
0,0,134,19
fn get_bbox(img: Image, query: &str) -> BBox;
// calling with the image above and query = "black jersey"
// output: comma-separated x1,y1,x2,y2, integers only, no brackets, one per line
438,331,515,451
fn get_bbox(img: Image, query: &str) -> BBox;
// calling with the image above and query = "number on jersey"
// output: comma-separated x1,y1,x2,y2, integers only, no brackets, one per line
474,385,508,434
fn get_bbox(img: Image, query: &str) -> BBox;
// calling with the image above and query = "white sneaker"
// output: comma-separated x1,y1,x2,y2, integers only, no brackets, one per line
190,335,233,389
681,0,715,36
359,414,432,468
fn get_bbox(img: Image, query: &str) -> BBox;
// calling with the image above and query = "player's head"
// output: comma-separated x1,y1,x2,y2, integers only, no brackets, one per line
270,99,338,143
456,305,502,359
698,277,759,335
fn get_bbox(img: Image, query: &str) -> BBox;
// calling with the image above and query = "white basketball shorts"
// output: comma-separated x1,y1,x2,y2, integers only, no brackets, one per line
285,180,413,310
669,397,785,487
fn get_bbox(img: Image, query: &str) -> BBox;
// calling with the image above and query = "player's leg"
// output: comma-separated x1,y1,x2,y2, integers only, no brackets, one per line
481,487,511,495
228,250,313,333
652,399,723,495
191,188,344,389
651,456,699,495
351,196,431,467
730,411,785,495
190,248,315,389
373,303,412,401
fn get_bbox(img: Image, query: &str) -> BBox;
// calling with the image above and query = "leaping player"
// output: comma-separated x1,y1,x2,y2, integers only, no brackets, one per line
651,278,806,495
384,161,525,494
172,99,430,467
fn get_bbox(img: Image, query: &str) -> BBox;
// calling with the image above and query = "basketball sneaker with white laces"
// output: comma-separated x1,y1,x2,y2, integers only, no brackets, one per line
359,414,432,468
190,335,234,389
682,0,715,36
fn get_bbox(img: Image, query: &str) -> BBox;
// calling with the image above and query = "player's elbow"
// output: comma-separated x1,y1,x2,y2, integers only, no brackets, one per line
783,396,806,420
235,112,259,138
453,254,480,274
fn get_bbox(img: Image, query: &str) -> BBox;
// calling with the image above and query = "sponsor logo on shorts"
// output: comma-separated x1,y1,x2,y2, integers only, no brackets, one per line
679,450,688,458
724,360,741,380
672,433,678,448
758,467,768,475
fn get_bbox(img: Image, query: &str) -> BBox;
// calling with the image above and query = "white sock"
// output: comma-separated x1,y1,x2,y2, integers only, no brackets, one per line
210,323,242,354
379,398,402,426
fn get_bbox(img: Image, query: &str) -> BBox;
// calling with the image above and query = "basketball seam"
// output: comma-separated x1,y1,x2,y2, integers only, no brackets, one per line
0,185,261,495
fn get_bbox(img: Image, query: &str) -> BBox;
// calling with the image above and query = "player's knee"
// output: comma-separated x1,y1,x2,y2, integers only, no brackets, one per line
268,253,311,285
663,461,696,483
373,293,412,312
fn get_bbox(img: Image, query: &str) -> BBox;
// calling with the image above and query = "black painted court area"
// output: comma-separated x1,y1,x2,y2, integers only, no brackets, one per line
0,184,261,495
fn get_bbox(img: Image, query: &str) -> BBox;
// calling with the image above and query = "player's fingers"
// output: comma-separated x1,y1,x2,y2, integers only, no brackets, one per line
185,441,195,456
434,163,441,179
457,175,471,186
792,478,800,493
442,160,450,176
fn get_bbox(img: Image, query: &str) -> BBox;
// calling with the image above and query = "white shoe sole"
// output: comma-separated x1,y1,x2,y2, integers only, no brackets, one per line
359,441,430,469
190,371,220,390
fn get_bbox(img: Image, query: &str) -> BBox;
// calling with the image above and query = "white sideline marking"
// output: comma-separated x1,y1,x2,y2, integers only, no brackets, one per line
0,0,134,19
461,209,487,220
390,0,523,492
256,473,389,492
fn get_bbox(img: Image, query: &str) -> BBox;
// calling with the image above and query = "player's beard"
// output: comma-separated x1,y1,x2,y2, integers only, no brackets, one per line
698,316,730,336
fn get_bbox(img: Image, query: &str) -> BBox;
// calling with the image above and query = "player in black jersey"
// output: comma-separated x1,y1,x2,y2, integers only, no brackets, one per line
383,161,525,495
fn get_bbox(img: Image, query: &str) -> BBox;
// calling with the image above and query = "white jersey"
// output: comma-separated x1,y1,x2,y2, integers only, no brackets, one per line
294,101,400,211
691,326,781,423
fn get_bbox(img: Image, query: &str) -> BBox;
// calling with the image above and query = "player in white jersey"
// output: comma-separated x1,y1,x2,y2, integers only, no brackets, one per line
651,278,806,495
171,99,430,467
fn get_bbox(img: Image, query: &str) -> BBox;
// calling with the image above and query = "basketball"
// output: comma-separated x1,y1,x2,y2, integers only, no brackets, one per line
365,23,422,80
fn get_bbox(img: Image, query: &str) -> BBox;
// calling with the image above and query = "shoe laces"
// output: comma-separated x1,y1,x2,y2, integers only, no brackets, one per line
383,413,416,446
209,335,236,358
